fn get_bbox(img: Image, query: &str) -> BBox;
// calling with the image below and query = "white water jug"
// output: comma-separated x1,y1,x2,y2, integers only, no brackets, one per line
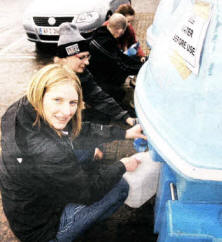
123,152,161,208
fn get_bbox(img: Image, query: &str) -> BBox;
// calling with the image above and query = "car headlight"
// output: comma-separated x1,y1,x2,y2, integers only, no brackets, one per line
76,12,99,23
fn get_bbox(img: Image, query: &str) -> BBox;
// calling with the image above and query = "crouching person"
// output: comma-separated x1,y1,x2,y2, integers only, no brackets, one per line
88,13,143,103
55,22,136,125
0,64,146,242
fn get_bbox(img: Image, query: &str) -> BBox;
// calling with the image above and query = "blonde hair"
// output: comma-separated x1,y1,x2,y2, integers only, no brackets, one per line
27,63,83,138
54,56,66,65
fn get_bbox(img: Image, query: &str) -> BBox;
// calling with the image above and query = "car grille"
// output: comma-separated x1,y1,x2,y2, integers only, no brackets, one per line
33,17,74,27
39,35,59,41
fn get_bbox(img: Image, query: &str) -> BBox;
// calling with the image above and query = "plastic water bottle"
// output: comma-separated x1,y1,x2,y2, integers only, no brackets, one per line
123,152,161,208
133,138,148,152
124,42,140,56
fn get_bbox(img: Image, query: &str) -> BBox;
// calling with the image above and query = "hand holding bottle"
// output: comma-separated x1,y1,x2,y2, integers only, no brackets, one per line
120,155,141,172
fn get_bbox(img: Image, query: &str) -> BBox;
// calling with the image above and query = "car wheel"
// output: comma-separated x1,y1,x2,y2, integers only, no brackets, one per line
35,42,46,52
105,11,112,20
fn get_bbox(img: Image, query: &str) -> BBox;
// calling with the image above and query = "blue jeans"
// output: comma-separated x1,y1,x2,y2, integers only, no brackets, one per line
50,178,129,242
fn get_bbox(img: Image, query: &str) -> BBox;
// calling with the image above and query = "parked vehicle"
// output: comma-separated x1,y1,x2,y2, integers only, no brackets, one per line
23,0,131,50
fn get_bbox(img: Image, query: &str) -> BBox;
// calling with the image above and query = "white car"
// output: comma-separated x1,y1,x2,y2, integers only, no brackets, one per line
23,0,131,49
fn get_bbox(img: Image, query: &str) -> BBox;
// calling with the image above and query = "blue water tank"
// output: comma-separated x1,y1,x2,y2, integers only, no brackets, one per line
135,0,222,240
136,0,222,185
146,0,182,48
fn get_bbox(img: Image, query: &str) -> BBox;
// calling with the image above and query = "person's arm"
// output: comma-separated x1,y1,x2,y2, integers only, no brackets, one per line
119,50,143,74
34,145,141,206
137,46,146,58
16,126,126,206
89,37,142,76
33,151,126,205
76,122,146,146
72,121,126,153
80,121,126,140
79,70,132,124
33,123,143,202
128,24,145,58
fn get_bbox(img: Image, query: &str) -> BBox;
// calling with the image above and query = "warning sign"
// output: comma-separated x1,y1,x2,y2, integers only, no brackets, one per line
170,1,212,75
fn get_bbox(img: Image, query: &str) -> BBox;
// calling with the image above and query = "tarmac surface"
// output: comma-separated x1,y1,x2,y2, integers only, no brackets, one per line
0,0,160,241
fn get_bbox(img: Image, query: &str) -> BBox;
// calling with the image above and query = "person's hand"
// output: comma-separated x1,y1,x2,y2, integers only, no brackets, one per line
94,148,103,160
125,117,136,126
120,155,141,172
125,124,147,140
140,56,146,62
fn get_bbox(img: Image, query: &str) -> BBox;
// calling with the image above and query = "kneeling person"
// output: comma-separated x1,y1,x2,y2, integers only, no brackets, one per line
0,64,146,242
55,22,136,125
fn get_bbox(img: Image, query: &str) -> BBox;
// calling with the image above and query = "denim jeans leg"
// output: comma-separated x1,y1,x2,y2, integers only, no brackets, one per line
53,178,129,242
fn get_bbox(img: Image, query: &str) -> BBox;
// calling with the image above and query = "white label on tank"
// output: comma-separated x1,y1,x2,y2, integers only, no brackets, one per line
170,1,212,75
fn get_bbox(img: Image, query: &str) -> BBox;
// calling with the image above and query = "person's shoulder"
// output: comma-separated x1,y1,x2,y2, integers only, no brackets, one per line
128,24,136,34
25,128,68,164
78,68,94,83
93,25,109,38
2,96,27,124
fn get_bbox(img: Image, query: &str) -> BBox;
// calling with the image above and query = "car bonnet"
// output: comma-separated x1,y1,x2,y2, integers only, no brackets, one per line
25,0,103,16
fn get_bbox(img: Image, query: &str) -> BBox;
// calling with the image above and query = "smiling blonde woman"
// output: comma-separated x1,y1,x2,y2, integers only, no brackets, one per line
27,63,83,137
0,64,146,242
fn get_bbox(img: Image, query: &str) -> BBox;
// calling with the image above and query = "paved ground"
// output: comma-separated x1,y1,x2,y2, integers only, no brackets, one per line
0,0,160,241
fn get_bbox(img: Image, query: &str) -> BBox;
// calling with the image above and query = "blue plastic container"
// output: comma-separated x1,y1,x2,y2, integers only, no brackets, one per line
154,163,176,234
135,0,222,240
158,201,222,242
133,138,148,152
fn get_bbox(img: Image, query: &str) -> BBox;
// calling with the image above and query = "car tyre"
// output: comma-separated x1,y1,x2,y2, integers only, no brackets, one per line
35,42,57,55
35,42,46,52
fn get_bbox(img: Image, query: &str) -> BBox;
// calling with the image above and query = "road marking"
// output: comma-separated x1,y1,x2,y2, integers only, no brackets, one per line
0,27,20,38
0,36,25,55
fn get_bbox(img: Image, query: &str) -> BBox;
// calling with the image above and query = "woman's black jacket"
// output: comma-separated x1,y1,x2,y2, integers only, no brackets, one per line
0,96,126,242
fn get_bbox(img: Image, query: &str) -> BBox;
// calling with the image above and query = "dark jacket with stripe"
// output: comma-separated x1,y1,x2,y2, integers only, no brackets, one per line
88,26,143,86
0,96,126,242
78,68,130,121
